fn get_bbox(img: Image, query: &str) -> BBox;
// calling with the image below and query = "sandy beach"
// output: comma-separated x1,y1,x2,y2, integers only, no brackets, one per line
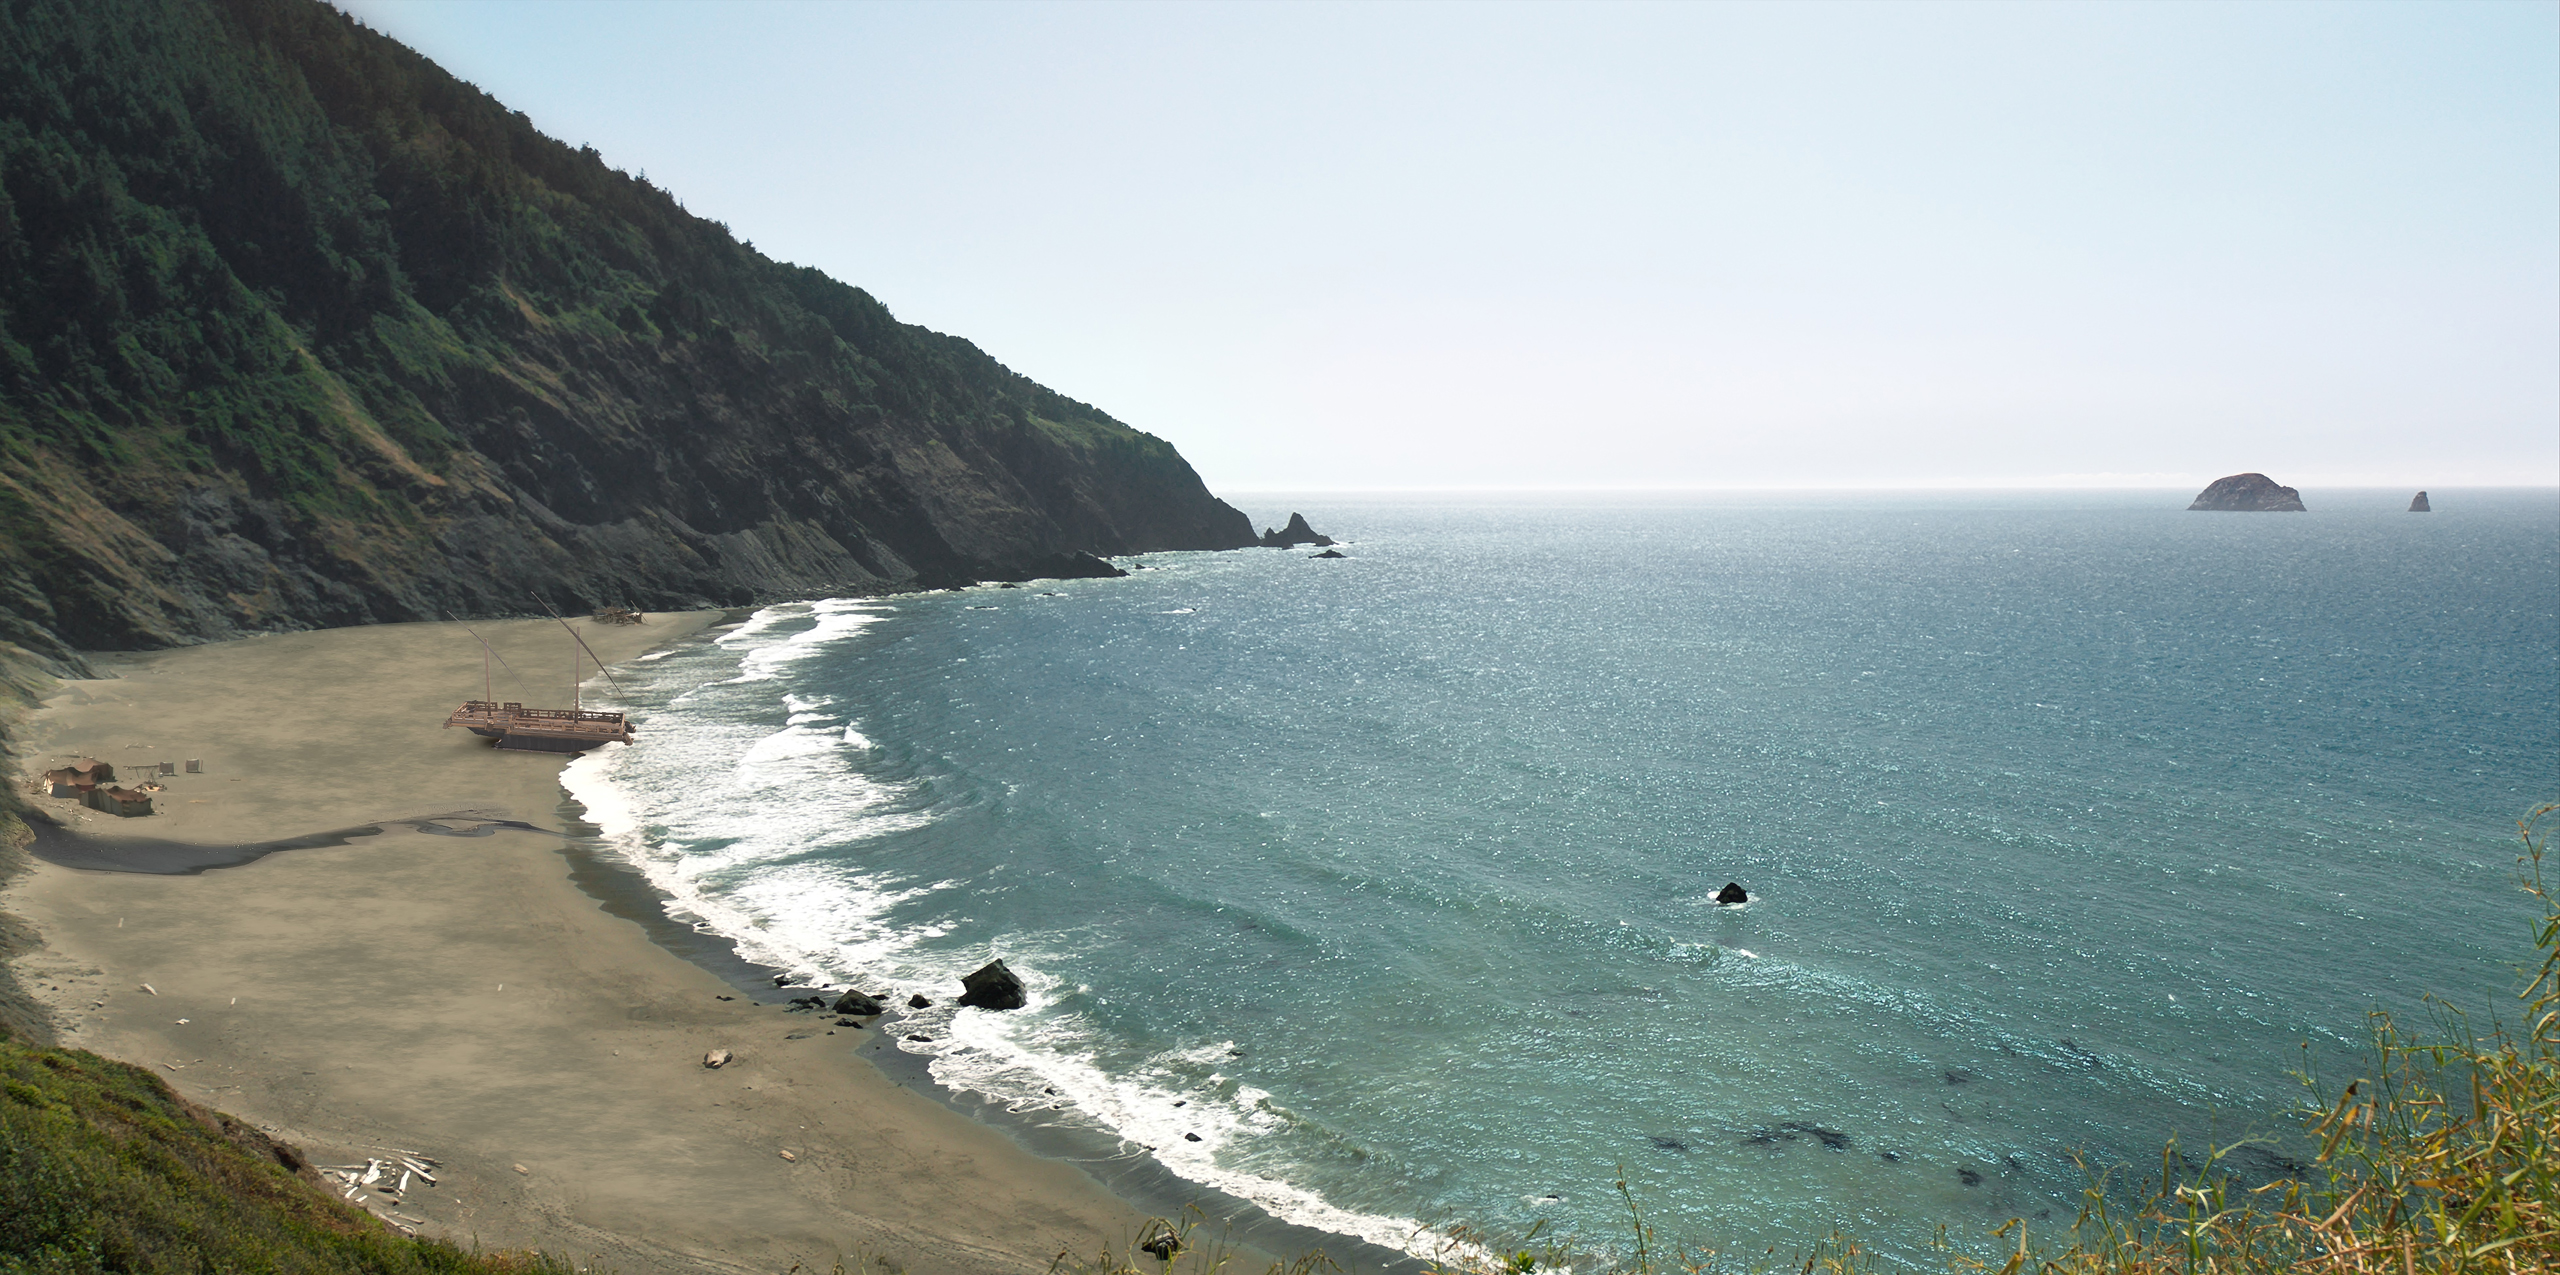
1,615,1158,1273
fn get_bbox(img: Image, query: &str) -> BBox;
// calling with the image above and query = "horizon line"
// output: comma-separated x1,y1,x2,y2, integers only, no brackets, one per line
1212,480,2560,495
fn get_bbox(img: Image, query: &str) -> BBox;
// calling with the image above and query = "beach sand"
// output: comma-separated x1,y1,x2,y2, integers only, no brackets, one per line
2,616,1157,1274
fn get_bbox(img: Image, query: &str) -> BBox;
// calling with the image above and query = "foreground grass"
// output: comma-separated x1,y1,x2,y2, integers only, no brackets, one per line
0,1032,569,1274
1058,808,2559,1275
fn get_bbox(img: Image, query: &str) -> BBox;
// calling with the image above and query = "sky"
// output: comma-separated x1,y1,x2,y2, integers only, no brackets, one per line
337,0,2559,492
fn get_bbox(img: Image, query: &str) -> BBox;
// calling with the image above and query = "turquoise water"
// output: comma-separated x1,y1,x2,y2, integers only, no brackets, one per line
566,489,2557,1263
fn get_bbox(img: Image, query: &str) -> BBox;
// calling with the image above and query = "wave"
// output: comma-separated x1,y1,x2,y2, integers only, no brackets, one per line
559,600,1453,1263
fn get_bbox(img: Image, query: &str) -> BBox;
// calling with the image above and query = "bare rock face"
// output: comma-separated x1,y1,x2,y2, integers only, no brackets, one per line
1260,513,1337,548
957,959,1028,1010
2409,491,2431,512
2187,474,2305,512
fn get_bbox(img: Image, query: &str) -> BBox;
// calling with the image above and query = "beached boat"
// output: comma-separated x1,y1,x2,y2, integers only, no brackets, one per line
443,700,635,751
444,604,636,753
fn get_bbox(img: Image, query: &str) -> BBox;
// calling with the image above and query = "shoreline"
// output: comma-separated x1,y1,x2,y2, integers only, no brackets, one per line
544,791,1425,1274
0,615,1217,1273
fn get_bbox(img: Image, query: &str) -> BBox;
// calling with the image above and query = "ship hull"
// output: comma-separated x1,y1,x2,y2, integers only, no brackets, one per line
493,731,611,753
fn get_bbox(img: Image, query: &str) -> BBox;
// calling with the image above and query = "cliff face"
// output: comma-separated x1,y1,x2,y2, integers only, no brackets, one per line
0,0,1253,661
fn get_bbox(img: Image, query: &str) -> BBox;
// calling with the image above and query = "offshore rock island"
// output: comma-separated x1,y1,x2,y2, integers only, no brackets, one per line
0,0,1254,676
2186,472,2307,511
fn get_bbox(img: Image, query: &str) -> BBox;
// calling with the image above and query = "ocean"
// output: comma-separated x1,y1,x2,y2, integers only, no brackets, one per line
562,489,2557,1265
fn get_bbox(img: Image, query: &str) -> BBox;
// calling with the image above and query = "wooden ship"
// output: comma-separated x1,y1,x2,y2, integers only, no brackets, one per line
444,607,636,753
445,700,634,752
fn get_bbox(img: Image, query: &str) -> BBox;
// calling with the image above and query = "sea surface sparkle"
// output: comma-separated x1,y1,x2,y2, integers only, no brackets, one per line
567,489,2558,1263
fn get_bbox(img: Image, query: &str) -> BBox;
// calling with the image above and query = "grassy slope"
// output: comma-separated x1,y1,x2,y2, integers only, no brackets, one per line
0,1028,570,1274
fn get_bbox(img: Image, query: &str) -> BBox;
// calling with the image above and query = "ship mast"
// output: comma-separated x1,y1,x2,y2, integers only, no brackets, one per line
530,595,626,709
448,613,530,701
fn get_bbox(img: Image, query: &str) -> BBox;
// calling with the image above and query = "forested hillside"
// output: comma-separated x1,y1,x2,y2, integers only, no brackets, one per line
0,0,1253,668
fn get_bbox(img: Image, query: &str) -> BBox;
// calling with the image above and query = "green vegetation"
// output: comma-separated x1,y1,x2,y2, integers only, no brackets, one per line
0,0,1246,656
0,1031,570,1274
1056,809,2560,1275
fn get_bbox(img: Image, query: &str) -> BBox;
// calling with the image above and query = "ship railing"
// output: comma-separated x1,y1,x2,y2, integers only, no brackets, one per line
507,707,628,725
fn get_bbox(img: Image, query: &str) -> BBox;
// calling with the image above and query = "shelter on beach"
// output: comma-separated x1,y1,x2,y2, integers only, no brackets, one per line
83,785,153,817
43,759,114,798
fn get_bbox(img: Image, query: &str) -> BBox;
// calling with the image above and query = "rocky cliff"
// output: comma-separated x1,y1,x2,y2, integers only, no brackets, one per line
0,0,1254,667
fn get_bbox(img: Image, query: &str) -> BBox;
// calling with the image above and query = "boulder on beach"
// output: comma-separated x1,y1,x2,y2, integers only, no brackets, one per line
2187,473,2305,511
2409,491,2431,512
703,1048,733,1069
832,988,885,1016
1714,882,1749,905
958,959,1029,1010
1260,513,1336,548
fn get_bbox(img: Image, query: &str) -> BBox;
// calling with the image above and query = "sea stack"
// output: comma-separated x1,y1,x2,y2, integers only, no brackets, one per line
1260,513,1337,548
2408,491,2431,512
2187,473,2306,512
1714,882,1749,905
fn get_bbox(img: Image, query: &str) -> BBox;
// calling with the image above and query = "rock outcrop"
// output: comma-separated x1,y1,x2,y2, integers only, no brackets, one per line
1714,882,1749,905
2409,491,2431,512
2187,474,2306,512
831,988,885,1016
957,959,1027,1010
1260,514,1337,548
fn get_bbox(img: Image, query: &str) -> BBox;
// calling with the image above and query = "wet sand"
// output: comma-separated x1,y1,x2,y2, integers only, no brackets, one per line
2,616,1158,1273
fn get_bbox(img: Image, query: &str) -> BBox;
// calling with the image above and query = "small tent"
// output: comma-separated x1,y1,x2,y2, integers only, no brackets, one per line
43,759,114,798
84,785,153,817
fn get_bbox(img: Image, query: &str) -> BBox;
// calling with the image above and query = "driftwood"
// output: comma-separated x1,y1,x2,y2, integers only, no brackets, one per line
321,1151,444,1219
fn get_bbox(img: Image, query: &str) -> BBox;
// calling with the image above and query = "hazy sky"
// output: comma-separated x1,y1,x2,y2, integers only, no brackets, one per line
338,0,2557,491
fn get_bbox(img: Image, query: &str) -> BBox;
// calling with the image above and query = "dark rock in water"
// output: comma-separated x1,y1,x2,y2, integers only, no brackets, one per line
1780,1121,1853,1151
1260,513,1336,548
1714,882,1749,905
957,959,1028,1010
2409,491,2431,512
1311,549,1346,559
1958,1167,1984,1187
772,975,793,987
905,1033,933,1042
907,994,933,1009
2187,473,2305,511
1008,551,1128,582
1183,1132,1202,1142
832,989,885,1016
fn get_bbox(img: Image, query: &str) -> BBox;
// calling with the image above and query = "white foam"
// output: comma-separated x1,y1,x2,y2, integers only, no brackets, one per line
558,602,1468,1267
